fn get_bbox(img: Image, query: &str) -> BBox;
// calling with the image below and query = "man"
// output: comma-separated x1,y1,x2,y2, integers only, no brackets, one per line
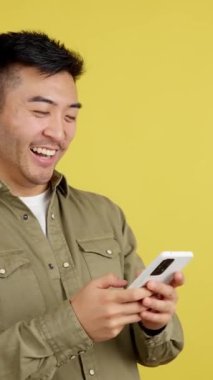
0,31,184,380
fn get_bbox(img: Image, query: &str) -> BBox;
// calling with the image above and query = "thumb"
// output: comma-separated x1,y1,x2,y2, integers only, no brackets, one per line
170,272,185,288
95,273,127,289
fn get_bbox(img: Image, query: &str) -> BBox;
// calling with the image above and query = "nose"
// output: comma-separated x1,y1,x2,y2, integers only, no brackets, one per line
43,115,65,142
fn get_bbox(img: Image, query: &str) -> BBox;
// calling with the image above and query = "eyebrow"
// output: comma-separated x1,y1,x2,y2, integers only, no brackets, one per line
27,96,82,108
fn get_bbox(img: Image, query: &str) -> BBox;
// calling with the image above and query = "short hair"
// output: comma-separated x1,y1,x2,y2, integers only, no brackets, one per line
0,30,84,79
0,31,84,108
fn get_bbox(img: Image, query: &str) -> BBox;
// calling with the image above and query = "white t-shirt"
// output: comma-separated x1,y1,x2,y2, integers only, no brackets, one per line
20,189,51,235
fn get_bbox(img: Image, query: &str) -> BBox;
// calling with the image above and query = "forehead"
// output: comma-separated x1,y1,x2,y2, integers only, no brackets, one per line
4,65,78,103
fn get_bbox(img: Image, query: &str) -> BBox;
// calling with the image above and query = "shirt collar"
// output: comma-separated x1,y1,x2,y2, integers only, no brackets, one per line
50,170,69,197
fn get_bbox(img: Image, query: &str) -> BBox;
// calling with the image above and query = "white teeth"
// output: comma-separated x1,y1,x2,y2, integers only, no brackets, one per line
31,147,56,157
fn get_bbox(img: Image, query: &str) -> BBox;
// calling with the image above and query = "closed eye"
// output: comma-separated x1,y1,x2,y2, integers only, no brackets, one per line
65,115,76,122
33,110,49,117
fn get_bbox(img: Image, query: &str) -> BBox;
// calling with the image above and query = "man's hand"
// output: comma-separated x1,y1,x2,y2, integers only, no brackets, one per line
70,273,152,342
139,272,184,331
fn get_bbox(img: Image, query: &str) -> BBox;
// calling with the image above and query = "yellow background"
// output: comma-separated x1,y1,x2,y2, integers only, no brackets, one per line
1,1,212,378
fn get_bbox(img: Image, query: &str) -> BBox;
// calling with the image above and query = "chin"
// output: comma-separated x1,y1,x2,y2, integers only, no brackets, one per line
29,175,53,187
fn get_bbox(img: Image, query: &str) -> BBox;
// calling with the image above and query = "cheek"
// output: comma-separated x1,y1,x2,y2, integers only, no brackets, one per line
17,117,49,143
3,112,35,140
66,123,77,140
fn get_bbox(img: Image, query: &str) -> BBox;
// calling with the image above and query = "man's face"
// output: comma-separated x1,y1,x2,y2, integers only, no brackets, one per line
0,66,80,195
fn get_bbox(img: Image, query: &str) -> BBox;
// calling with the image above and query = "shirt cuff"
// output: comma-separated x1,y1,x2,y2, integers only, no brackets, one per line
139,322,167,336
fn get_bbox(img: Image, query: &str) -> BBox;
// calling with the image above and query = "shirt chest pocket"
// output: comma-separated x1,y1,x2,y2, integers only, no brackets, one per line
0,250,46,331
77,237,123,279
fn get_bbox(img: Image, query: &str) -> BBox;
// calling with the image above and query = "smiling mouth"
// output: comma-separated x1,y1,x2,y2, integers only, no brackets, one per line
30,147,57,158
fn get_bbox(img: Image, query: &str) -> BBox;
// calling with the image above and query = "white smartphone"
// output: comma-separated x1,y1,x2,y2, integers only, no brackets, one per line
128,251,193,289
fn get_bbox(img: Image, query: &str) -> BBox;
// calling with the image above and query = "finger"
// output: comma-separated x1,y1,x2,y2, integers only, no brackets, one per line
142,297,176,314
120,301,148,315
98,300,147,320
141,310,171,325
95,273,128,289
146,281,177,300
109,287,152,304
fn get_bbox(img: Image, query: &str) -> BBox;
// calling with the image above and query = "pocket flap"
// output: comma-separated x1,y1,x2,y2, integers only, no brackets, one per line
77,237,121,259
0,250,30,278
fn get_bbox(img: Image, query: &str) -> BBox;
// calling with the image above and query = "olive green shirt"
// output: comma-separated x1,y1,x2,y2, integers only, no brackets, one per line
0,172,184,380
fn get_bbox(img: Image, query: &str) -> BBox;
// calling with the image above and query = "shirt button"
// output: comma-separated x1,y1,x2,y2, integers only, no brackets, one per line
89,369,95,376
48,263,54,270
71,355,76,360
106,249,112,255
23,214,29,220
63,262,70,268
51,213,55,220
0,268,6,274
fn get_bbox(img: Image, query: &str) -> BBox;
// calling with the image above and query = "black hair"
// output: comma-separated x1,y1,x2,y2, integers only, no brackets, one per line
0,30,84,80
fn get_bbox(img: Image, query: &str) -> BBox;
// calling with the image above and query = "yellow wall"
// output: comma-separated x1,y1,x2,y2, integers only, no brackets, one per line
1,1,212,378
